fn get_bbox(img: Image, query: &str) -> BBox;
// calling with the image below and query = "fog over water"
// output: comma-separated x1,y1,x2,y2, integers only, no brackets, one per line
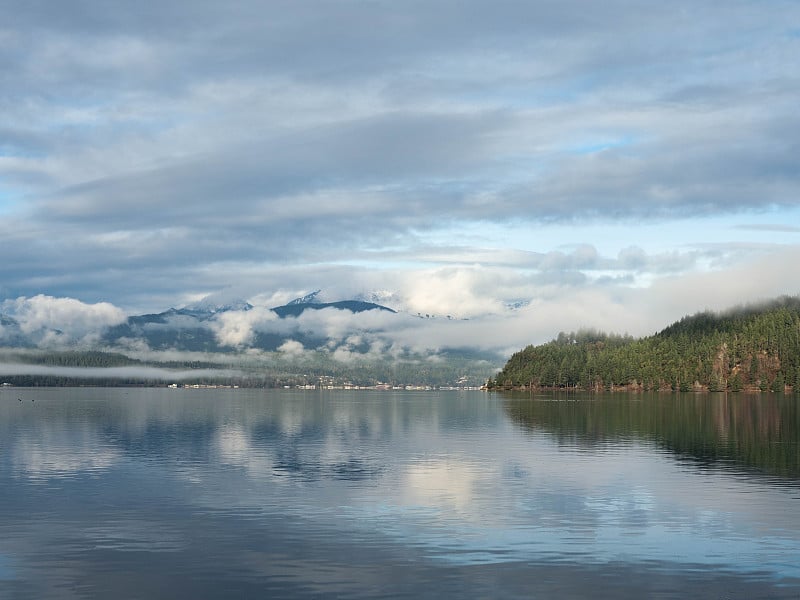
0,364,242,380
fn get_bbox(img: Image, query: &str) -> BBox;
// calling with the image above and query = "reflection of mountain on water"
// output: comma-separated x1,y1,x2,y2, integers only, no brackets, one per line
2,389,502,486
502,392,799,480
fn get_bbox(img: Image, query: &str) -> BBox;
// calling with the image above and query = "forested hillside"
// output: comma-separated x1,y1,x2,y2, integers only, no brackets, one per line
489,296,800,392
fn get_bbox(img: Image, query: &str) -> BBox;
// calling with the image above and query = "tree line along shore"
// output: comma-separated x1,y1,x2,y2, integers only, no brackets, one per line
488,296,800,393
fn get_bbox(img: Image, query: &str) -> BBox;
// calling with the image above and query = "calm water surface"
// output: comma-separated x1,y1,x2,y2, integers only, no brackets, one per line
0,388,798,598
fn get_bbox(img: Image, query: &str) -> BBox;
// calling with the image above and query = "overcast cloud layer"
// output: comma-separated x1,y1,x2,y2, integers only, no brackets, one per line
1,1,799,352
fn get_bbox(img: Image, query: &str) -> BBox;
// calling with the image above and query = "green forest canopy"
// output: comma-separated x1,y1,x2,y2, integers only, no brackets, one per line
489,296,800,392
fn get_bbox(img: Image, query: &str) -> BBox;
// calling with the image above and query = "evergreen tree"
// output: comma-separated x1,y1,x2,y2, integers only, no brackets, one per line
772,372,785,393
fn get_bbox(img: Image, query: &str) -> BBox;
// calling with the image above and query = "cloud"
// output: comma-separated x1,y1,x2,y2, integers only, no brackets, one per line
0,363,243,380
2,235,798,360
0,0,799,343
277,339,305,357
211,306,278,348
394,266,509,318
1,295,126,346
292,306,399,340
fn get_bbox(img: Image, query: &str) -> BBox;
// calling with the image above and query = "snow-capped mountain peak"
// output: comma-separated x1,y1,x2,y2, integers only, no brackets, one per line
355,290,401,310
286,290,322,305
185,295,253,314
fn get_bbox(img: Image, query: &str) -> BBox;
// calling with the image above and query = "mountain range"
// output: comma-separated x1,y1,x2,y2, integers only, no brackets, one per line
0,291,493,361
106,295,394,352
0,290,503,387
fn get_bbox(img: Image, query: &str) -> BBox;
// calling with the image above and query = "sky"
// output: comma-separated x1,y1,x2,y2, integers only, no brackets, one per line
1,0,799,354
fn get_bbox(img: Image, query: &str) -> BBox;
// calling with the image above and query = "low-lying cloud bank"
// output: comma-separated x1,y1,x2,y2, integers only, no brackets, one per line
1,295,126,346
0,364,242,380
1,243,798,360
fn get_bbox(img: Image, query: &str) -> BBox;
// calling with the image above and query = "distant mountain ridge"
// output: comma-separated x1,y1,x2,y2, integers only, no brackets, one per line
272,300,396,318
0,289,419,354
93,293,398,352
1,287,542,359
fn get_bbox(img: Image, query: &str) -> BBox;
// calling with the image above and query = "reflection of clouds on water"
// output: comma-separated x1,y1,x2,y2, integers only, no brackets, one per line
216,424,253,463
12,429,119,481
215,424,275,480
401,459,487,519
278,406,306,436
196,396,795,556
213,419,385,486
4,390,797,578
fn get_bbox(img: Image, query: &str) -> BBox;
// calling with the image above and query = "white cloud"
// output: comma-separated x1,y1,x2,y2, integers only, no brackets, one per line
211,306,278,347
277,339,305,356
395,266,508,318
0,363,243,380
1,295,126,346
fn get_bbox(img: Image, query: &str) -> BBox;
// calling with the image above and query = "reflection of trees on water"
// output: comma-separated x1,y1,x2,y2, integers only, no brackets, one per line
503,392,799,479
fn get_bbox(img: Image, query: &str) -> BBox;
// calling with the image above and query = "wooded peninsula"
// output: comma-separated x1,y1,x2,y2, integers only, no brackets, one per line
488,296,800,393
